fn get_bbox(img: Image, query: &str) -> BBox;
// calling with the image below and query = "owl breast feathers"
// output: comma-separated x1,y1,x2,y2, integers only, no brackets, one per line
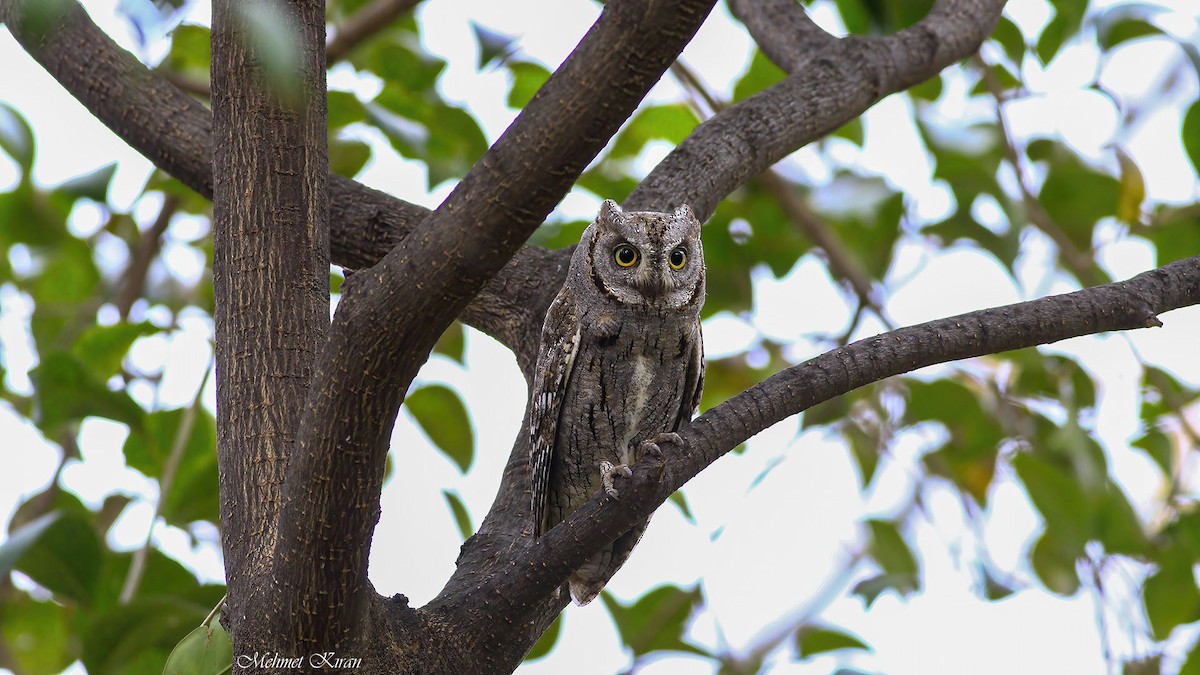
528,199,706,605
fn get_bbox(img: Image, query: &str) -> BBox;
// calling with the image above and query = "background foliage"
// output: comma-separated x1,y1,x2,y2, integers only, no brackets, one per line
0,0,1198,672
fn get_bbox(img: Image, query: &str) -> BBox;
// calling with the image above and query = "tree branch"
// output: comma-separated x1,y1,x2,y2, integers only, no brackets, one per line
627,0,1008,218
727,0,837,72
477,255,1200,631
325,0,422,63
273,0,718,653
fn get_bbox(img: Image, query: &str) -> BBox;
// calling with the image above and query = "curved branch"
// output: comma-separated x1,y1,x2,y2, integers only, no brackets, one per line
476,255,1200,625
0,0,561,357
627,0,1008,217
273,0,718,651
727,0,837,72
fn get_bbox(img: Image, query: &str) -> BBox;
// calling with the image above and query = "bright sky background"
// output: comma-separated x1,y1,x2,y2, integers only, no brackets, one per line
1,0,1200,673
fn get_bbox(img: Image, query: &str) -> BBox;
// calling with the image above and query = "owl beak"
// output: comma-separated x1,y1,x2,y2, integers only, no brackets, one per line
634,271,667,301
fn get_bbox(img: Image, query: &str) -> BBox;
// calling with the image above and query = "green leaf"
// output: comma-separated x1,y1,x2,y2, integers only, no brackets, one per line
405,384,474,472
865,519,918,577
909,379,1002,504
831,117,864,146
853,519,920,606
732,49,786,103
601,585,707,658
1115,149,1146,224
1013,451,1091,548
83,597,213,675
0,511,61,576
122,407,219,527
1131,429,1173,477
506,61,550,109
524,614,562,662
835,0,869,34
1029,529,1081,595
1097,8,1163,50
0,101,35,170
1011,352,1096,411
796,625,870,658
1183,100,1200,177
30,351,144,435
1097,484,1147,557
441,490,473,541
369,91,487,188
851,573,918,607
908,73,943,101
432,321,466,364
0,593,79,675
328,137,371,177
977,564,1016,601
472,22,517,69
610,105,700,159
1144,552,1200,640
327,90,366,130
1036,14,1069,66
57,162,117,203
668,490,695,524
70,321,158,380
845,421,881,490
163,618,233,675
969,63,1021,97
163,24,212,79
991,16,1026,64
14,511,103,606
1038,155,1119,252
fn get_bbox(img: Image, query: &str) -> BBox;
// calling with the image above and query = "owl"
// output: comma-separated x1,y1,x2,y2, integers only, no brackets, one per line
529,199,706,605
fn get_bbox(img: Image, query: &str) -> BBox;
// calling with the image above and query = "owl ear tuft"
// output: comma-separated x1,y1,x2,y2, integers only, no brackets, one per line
674,203,696,222
599,199,624,222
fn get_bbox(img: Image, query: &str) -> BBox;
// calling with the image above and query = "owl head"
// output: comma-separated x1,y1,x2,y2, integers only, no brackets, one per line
579,199,705,311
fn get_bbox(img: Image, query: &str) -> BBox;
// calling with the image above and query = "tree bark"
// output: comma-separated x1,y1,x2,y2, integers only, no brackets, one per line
209,0,330,655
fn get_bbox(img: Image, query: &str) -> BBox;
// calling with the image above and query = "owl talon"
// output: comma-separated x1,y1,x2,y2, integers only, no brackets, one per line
600,460,633,499
639,432,685,459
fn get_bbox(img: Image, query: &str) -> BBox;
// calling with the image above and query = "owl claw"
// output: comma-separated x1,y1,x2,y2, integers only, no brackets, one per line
639,432,685,459
600,460,633,499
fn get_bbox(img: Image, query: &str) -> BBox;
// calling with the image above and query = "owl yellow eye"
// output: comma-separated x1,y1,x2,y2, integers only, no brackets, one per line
614,244,639,267
668,247,687,270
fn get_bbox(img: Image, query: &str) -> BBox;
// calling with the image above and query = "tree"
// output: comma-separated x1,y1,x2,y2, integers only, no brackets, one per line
0,0,1198,672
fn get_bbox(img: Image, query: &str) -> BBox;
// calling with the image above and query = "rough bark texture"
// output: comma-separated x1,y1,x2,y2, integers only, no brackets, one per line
9,0,1200,673
209,0,330,657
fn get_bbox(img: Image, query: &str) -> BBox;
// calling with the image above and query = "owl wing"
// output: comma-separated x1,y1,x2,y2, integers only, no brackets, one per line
529,288,581,537
673,321,706,432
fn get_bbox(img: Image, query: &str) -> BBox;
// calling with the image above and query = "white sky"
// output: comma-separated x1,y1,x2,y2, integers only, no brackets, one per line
1,0,1200,673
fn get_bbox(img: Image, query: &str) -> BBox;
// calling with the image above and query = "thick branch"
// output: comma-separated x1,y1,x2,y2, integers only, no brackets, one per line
273,0,717,652
627,0,1008,218
0,0,559,356
210,0,330,652
477,255,1200,624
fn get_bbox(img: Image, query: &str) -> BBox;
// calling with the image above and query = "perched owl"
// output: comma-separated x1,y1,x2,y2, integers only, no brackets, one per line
529,199,706,605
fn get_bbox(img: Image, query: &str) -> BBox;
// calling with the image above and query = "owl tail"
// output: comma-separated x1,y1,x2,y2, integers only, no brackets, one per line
567,517,651,605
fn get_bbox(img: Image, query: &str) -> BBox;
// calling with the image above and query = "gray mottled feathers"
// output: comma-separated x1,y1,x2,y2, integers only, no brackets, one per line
529,288,581,538
528,199,706,606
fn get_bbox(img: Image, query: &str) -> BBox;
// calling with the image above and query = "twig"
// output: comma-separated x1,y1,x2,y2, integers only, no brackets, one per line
119,351,214,604
973,54,1103,285
117,193,180,320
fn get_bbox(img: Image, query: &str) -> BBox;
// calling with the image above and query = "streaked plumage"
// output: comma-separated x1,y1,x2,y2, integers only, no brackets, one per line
529,199,705,605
